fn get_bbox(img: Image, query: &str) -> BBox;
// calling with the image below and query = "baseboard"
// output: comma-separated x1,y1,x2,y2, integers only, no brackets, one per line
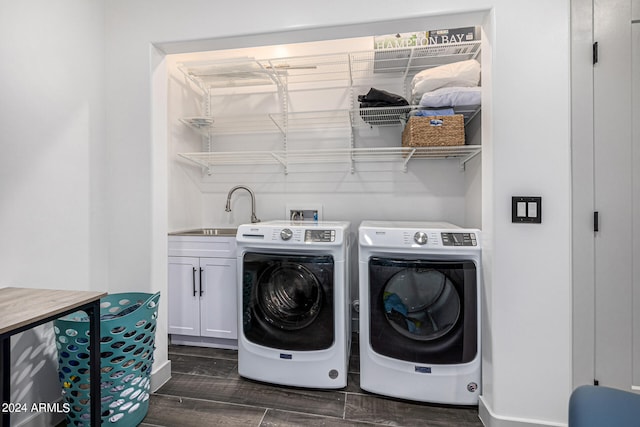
151,359,172,392
479,396,567,427
170,334,238,349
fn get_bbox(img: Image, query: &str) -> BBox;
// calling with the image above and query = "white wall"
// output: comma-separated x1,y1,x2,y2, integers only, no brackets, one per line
480,5,572,425
0,1,573,426
0,1,106,425
0,1,106,291
106,1,572,425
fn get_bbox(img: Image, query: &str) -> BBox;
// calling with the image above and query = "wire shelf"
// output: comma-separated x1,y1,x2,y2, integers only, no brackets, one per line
178,41,481,89
181,105,480,135
176,42,482,173
178,58,277,91
180,110,355,135
178,145,481,171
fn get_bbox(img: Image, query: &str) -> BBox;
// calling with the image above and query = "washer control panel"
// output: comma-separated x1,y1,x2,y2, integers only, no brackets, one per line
269,227,337,243
441,232,477,246
271,228,303,242
237,221,349,246
280,228,293,240
305,229,336,243
413,231,428,245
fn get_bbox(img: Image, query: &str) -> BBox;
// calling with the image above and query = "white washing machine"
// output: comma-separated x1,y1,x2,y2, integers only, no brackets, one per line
236,220,351,389
358,221,482,405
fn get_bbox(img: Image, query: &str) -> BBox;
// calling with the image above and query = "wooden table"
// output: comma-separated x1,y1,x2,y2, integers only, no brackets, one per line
0,287,107,427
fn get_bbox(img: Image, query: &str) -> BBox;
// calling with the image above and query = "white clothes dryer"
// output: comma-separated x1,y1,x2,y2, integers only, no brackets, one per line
236,220,351,389
358,221,482,405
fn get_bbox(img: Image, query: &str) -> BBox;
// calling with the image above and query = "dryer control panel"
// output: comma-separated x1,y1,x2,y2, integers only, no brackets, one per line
402,231,478,247
358,221,481,251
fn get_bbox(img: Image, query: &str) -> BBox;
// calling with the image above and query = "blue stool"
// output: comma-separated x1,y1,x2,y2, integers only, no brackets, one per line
569,385,640,426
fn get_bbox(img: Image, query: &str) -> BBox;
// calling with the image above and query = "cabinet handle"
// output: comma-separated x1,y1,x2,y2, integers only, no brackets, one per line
192,267,197,296
199,267,204,296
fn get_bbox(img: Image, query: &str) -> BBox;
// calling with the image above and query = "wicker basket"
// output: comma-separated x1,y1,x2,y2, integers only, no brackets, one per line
402,115,465,147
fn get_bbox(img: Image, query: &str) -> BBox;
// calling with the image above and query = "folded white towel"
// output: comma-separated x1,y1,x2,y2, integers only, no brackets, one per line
419,86,482,108
411,59,481,102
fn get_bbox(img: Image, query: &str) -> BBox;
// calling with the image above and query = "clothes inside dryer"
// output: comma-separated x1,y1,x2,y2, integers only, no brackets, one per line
369,257,477,364
243,252,334,351
384,268,460,341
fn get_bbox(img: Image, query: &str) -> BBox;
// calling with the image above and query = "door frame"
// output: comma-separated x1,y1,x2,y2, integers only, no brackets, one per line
571,0,637,390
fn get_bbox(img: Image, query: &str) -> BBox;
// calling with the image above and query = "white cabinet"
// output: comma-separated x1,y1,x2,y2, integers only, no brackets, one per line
167,256,201,336
199,257,237,340
168,234,238,349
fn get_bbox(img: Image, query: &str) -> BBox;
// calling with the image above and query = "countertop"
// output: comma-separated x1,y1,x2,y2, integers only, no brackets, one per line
0,287,107,335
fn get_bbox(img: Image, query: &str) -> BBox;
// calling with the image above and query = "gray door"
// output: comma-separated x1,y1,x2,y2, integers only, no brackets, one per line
593,0,633,390
593,0,639,390
572,0,639,391
632,9,640,390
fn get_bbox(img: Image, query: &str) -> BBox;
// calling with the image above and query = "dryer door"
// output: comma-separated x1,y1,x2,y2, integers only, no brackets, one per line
242,252,334,351
368,257,477,364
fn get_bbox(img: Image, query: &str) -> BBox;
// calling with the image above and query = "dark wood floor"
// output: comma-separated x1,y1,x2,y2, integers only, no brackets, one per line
141,335,483,427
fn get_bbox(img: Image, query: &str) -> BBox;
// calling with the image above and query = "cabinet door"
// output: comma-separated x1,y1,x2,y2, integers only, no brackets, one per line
199,257,238,339
168,256,201,336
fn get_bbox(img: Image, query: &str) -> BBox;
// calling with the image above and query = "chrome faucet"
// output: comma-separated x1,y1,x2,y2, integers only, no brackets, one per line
225,185,260,223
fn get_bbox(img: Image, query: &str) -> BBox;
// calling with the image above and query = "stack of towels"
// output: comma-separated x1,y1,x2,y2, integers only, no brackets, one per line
411,59,481,108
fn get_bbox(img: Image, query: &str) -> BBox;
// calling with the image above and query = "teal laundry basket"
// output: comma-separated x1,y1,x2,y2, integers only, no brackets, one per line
54,292,160,427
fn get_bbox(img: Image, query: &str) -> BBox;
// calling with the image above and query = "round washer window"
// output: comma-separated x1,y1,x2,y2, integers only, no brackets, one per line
383,269,460,341
255,263,322,330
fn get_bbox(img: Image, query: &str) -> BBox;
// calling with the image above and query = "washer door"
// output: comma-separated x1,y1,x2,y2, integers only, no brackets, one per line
255,263,322,330
242,252,334,351
369,257,477,364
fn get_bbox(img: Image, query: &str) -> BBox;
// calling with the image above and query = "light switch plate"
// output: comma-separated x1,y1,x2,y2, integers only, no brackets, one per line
512,196,542,223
